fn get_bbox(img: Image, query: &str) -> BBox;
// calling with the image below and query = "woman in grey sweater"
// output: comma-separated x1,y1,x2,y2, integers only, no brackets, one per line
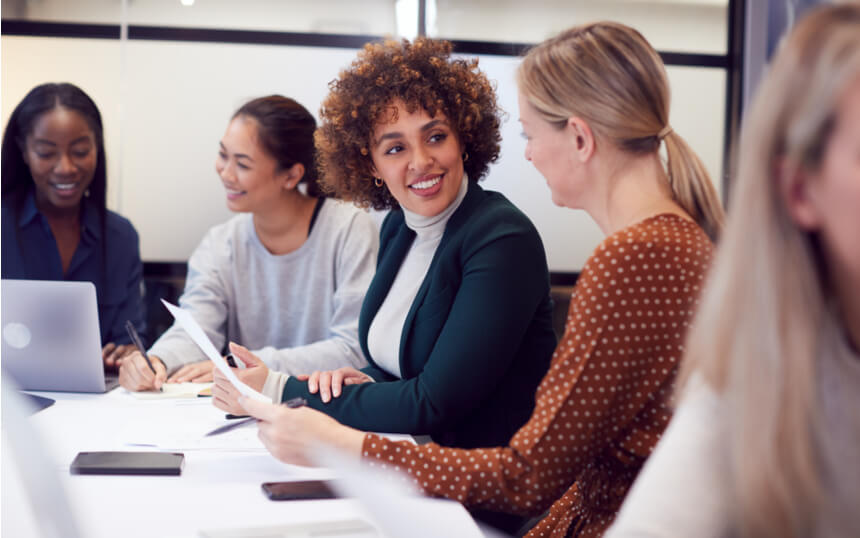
119,96,378,391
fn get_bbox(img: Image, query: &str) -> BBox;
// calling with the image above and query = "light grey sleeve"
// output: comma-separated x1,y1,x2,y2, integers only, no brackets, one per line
253,210,378,376
604,381,731,538
148,229,232,375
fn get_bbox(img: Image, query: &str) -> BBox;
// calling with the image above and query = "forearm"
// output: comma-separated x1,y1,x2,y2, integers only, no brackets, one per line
148,327,208,374
360,434,553,516
253,337,367,377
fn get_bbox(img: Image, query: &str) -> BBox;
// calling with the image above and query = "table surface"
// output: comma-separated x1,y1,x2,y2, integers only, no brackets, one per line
1,387,486,538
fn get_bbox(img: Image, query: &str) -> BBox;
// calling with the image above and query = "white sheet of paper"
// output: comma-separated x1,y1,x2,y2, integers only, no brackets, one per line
161,299,269,402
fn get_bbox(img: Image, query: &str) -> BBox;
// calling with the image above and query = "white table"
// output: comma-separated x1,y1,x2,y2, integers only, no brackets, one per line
2,388,486,538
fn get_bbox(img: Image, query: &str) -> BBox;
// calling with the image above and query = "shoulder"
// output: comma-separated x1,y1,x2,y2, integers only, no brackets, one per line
192,213,250,261
581,214,714,286
104,209,139,242
454,186,543,249
318,198,378,236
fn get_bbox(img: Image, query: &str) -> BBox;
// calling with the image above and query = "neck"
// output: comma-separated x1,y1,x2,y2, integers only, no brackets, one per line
829,257,860,355
252,190,317,255
587,151,688,236
34,194,82,224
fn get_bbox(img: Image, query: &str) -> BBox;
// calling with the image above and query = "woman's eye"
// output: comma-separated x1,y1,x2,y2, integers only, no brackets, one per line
36,152,56,159
72,149,91,158
384,145,403,155
237,162,250,170
520,132,531,141
429,133,447,143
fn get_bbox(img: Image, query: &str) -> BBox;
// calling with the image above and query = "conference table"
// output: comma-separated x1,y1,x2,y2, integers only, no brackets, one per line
2,387,488,538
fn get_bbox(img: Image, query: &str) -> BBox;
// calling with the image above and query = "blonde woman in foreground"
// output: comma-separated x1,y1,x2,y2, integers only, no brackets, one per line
606,5,860,538
237,22,723,537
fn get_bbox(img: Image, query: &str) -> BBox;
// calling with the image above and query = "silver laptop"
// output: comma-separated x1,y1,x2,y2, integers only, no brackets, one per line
1,279,119,393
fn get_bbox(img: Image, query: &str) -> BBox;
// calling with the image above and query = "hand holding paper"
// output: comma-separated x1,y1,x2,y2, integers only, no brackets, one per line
161,299,269,402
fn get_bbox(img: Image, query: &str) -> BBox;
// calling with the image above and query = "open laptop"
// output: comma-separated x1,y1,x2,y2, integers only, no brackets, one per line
1,279,119,393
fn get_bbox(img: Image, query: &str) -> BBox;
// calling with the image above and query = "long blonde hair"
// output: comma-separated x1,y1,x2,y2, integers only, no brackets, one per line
679,5,860,537
516,22,724,241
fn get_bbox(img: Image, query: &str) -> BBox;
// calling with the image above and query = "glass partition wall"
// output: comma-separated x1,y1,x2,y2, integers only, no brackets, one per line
2,0,735,274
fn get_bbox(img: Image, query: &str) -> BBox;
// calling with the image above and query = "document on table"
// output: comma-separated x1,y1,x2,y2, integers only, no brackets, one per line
129,382,212,400
118,400,266,451
161,300,269,402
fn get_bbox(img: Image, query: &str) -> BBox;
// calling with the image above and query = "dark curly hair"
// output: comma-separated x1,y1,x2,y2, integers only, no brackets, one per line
315,37,503,210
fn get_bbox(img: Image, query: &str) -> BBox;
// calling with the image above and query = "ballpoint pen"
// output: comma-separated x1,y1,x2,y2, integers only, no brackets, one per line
206,397,307,436
124,320,162,391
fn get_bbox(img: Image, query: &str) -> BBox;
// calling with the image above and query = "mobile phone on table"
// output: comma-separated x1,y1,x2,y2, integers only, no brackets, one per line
261,480,339,501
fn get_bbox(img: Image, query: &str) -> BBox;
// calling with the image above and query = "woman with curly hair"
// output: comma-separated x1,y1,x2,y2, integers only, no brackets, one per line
228,22,722,537
213,38,557,452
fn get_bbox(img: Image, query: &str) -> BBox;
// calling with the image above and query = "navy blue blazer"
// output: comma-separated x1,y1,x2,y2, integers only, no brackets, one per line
283,182,556,448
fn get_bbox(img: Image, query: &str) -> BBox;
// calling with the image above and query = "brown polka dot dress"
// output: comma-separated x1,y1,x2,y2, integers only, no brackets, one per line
361,214,714,537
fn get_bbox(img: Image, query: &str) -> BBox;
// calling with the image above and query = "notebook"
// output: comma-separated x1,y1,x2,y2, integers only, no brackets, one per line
1,279,120,393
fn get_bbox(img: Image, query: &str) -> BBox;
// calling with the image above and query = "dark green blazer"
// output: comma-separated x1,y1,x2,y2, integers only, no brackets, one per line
283,182,556,448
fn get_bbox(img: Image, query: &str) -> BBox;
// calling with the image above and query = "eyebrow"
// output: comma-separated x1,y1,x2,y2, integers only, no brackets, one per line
32,136,92,146
375,119,447,145
219,141,254,162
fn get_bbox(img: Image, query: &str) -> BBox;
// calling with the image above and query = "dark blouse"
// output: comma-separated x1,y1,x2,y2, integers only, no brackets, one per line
2,189,145,346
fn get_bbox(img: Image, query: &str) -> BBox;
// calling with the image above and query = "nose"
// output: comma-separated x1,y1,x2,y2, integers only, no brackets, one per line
409,144,433,173
524,143,532,162
217,158,235,182
54,152,75,174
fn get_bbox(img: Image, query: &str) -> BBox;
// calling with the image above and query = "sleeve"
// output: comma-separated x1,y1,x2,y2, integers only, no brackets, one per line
250,211,378,375
104,224,145,346
359,242,696,517
148,229,231,374
281,214,551,434
603,382,731,537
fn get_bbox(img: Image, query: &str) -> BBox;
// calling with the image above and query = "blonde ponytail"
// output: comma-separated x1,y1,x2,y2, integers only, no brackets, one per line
663,130,724,241
517,22,724,240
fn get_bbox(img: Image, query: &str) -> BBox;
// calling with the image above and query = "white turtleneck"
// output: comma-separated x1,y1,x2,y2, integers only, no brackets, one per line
367,175,469,378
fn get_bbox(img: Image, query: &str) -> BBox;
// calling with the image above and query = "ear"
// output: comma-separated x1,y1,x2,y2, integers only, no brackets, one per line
279,163,305,190
566,117,596,162
775,158,821,231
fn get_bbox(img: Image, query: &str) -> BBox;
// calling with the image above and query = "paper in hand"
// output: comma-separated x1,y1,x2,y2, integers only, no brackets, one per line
161,299,269,402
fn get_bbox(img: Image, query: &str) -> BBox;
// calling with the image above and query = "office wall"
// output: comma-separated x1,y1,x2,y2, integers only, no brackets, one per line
1,1,727,271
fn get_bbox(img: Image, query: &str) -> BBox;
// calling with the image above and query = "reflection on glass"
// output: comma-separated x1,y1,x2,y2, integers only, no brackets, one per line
430,0,729,55
2,0,402,36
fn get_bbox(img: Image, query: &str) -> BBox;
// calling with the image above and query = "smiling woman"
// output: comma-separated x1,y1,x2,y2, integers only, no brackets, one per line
118,95,379,394
211,39,558,471
1,82,145,367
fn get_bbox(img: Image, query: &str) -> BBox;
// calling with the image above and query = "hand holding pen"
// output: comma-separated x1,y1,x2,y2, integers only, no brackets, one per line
121,321,166,392
239,395,365,467
205,397,306,436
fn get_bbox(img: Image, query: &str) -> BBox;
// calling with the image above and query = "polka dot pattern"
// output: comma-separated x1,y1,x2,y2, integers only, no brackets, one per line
362,215,714,537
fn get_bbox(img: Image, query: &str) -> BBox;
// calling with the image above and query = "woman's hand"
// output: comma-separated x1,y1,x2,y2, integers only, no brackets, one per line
168,361,214,383
240,396,365,466
119,352,167,391
212,342,270,414
296,367,373,403
102,342,135,370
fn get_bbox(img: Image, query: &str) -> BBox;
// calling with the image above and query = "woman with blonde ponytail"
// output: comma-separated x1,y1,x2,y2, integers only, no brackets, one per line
607,5,860,537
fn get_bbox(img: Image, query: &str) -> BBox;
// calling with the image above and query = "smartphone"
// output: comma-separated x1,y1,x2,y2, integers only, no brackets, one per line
261,480,339,501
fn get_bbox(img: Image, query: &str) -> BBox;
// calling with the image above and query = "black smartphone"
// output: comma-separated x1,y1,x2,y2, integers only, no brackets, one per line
70,451,185,476
261,480,339,501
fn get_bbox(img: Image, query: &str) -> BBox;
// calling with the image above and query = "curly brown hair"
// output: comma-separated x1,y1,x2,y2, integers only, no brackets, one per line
315,37,503,210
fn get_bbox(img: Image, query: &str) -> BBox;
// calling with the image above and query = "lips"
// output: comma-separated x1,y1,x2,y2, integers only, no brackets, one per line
49,181,82,198
408,174,445,198
224,185,246,200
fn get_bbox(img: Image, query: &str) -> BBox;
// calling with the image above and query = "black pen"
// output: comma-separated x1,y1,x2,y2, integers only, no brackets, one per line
207,397,307,437
124,320,162,391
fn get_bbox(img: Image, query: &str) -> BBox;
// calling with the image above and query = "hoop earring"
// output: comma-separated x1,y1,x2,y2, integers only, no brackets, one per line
462,152,470,162
374,177,384,188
